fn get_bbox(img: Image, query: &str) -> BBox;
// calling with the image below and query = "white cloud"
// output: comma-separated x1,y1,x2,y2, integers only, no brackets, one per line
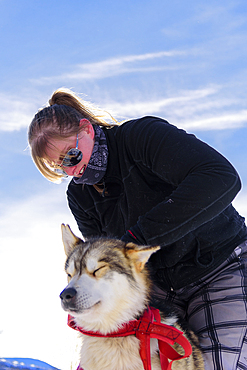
0,92,39,132
32,50,187,84
2,83,246,133
1,80,246,134
181,110,247,131
105,86,247,131
106,86,218,117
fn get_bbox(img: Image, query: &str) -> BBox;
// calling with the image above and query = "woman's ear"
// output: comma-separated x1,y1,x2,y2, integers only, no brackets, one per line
79,119,94,139
79,118,91,127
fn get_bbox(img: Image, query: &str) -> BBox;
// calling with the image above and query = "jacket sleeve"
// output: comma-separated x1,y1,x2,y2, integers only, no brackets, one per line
122,117,242,247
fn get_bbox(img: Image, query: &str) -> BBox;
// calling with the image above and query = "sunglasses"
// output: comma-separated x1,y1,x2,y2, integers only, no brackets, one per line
60,133,83,167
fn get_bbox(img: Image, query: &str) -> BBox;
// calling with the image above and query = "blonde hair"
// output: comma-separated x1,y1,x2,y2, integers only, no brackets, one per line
28,88,118,182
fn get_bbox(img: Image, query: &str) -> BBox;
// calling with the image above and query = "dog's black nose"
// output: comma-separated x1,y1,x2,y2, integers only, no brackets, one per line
60,287,77,301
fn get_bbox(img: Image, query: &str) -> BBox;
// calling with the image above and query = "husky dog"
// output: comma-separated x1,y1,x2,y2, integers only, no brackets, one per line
60,224,204,370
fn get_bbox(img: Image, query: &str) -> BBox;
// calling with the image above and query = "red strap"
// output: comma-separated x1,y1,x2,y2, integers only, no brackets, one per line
68,307,192,370
151,308,192,369
68,314,137,337
135,308,192,370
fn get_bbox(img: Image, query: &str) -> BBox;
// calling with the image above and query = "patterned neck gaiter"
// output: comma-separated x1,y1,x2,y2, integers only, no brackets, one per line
73,125,108,185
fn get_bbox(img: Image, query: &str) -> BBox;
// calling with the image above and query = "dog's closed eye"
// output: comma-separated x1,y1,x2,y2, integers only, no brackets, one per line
93,265,108,278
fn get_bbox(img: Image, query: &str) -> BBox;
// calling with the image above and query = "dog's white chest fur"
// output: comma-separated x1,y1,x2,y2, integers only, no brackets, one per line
80,335,161,370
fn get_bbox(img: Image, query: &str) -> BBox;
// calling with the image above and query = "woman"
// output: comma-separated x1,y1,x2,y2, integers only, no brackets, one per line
28,88,247,370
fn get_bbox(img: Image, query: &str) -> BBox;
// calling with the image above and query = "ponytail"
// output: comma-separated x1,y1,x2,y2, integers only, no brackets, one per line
49,88,117,127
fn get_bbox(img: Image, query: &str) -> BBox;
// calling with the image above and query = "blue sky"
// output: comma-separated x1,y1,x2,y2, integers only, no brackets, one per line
0,0,247,369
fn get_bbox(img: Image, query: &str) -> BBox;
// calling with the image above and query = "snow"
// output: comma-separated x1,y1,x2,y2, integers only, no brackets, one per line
0,358,59,370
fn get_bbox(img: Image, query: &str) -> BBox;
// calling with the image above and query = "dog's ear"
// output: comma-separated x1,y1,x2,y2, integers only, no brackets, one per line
125,243,160,272
61,224,83,257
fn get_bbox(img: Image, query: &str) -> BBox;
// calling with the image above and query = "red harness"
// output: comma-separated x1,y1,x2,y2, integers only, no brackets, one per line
68,307,192,370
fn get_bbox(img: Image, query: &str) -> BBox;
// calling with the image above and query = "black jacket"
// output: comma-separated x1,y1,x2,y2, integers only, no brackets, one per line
67,116,247,289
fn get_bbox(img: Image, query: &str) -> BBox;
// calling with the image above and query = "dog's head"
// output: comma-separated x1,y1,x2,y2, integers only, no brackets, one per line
59,224,160,333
